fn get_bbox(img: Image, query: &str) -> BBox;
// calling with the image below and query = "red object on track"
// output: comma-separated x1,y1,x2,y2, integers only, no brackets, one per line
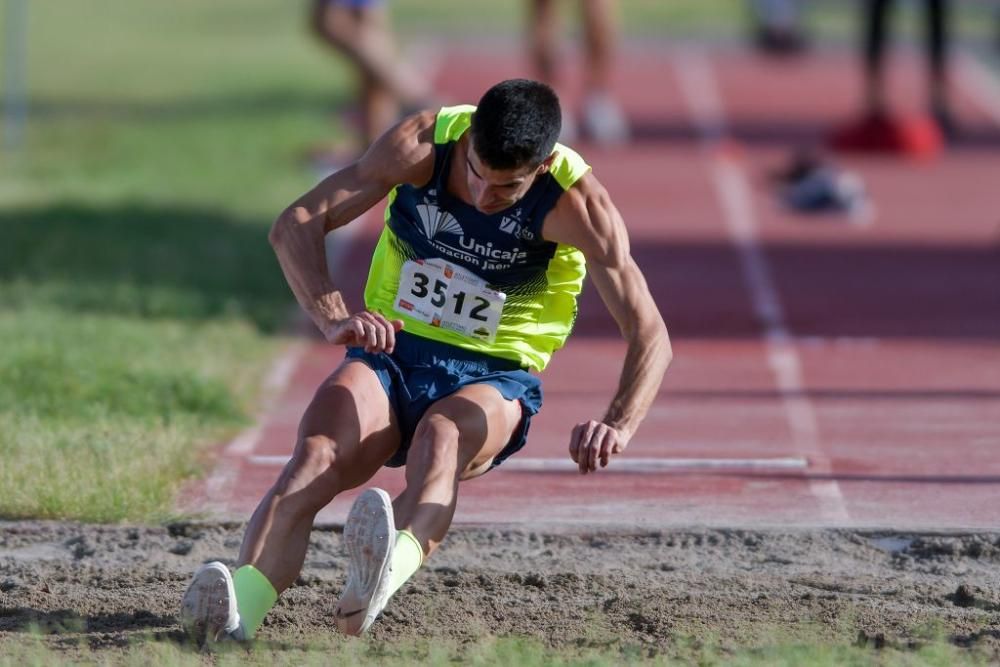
829,112,943,159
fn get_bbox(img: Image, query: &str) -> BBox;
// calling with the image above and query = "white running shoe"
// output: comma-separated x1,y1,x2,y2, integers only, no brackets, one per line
334,488,395,636
180,561,243,645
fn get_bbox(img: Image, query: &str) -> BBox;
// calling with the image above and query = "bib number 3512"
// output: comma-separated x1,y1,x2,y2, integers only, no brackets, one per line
395,259,506,343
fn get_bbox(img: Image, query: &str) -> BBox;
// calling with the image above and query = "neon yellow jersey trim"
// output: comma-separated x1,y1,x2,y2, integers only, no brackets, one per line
434,105,475,144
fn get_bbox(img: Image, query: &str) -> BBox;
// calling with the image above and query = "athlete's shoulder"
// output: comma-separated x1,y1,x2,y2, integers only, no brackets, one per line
543,171,626,264
548,142,592,191
434,105,476,144
359,110,438,188
550,171,606,223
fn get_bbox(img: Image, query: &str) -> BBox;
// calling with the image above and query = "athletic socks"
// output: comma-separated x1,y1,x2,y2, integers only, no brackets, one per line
232,564,278,639
227,531,420,638
388,529,424,597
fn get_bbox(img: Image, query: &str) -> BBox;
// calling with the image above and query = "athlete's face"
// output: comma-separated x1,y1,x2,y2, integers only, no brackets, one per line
466,140,554,215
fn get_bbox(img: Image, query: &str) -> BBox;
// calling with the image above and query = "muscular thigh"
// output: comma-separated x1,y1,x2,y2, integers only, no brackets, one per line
297,359,400,488
420,383,522,480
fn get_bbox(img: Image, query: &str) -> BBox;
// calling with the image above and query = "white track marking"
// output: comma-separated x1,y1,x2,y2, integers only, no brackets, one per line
202,213,368,513
956,50,1000,127
200,340,307,514
674,48,850,523
247,454,808,473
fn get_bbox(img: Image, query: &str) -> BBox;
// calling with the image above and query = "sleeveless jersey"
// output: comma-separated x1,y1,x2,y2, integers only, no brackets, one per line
363,105,590,371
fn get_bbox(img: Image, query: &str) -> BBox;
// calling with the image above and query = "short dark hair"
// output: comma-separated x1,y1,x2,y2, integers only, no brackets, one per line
470,79,562,171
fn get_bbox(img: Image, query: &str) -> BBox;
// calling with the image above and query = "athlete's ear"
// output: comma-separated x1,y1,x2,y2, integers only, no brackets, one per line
537,153,558,175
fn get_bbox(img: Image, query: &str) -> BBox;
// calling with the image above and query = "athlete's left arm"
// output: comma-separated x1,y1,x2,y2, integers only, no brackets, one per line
543,172,673,474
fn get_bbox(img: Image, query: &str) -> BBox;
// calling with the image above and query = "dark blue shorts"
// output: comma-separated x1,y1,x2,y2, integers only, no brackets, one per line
345,331,543,470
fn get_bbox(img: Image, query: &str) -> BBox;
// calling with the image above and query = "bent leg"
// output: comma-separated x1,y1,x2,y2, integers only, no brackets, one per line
925,0,950,114
580,0,618,95
392,384,522,557
312,1,427,111
237,359,400,594
355,5,403,143
529,0,560,85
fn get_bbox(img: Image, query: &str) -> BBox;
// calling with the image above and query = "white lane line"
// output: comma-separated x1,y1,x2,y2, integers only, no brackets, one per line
956,51,1000,126
202,189,374,512
247,454,809,472
201,340,308,513
503,457,808,472
673,48,850,523
223,338,307,459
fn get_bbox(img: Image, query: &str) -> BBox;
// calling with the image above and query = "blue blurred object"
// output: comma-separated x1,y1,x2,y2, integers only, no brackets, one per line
775,151,873,224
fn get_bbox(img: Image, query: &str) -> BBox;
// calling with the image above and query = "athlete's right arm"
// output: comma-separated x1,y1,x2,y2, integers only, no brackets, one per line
268,111,437,350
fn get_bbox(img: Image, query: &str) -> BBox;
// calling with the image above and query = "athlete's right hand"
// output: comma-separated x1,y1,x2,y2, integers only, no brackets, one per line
325,311,404,353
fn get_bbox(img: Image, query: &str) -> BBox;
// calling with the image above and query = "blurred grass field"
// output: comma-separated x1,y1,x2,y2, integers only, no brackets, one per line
0,0,996,520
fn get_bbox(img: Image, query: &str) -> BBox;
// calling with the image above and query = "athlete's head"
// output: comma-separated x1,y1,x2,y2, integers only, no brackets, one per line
467,79,561,214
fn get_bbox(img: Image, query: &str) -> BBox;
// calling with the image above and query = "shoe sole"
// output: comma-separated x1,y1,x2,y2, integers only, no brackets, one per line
336,488,395,635
180,562,237,644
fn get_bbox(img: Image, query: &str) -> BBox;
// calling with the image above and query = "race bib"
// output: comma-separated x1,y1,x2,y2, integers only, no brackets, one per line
395,259,506,343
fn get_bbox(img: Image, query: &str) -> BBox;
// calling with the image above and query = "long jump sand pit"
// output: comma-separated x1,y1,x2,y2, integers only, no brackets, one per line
1,521,998,660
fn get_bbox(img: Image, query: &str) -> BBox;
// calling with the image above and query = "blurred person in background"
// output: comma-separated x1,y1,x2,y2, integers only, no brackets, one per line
528,0,630,144
180,79,670,644
311,0,432,158
838,0,954,143
866,0,952,133
749,0,808,55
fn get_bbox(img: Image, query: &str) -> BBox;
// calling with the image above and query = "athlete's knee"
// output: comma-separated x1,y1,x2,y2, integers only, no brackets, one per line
273,435,340,501
410,414,462,472
295,434,341,475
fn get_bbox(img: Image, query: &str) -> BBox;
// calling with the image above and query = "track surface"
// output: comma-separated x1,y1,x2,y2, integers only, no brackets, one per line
190,44,1000,531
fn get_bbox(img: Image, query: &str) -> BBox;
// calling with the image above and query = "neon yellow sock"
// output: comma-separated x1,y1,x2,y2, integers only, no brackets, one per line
232,565,278,639
388,530,424,597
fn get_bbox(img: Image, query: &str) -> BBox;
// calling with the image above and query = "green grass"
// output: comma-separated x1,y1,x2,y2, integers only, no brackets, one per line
0,0,341,521
0,310,268,521
0,633,994,667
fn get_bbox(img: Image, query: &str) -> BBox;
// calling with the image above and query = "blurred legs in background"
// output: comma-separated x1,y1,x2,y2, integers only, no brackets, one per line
528,0,629,145
311,0,431,152
862,0,953,135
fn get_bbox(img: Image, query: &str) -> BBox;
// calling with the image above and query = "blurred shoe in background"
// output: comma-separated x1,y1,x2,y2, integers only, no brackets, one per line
829,111,943,160
529,0,629,147
580,92,630,145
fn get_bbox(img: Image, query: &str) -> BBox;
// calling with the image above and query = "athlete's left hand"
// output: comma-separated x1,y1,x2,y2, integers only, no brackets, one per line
568,420,628,474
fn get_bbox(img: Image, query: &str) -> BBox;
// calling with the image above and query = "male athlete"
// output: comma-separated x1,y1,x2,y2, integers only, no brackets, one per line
180,79,671,643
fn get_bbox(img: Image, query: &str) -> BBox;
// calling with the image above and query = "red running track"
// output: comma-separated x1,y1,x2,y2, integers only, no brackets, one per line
186,43,1000,530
